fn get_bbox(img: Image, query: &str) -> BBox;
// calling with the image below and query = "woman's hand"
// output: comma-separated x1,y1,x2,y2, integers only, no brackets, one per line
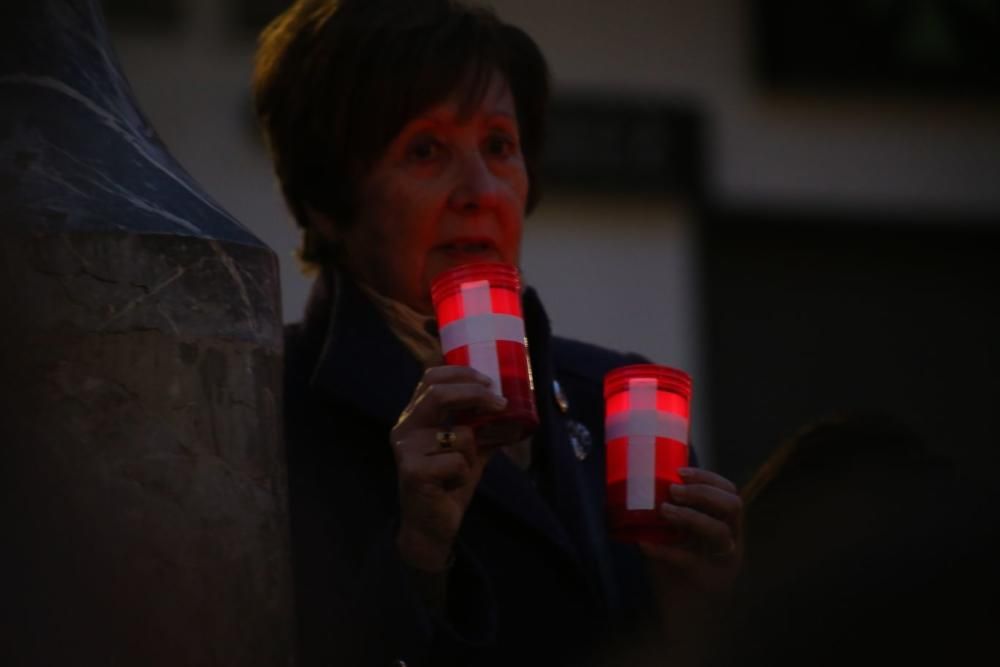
640,467,743,663
391,366,508,572
641,467,743,594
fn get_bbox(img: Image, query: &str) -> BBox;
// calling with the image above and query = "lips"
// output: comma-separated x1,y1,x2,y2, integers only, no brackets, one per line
437,238,500,259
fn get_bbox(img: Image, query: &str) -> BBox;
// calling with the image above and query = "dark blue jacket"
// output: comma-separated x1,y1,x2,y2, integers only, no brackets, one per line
284,272,678,666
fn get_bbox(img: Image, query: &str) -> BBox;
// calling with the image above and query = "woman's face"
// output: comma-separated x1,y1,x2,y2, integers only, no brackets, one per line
337,73,528,315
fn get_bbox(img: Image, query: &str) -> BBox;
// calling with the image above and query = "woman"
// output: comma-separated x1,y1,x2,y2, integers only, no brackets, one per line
254,1,742,664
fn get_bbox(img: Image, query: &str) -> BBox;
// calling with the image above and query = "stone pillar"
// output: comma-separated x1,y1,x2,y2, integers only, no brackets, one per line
0,2,293,665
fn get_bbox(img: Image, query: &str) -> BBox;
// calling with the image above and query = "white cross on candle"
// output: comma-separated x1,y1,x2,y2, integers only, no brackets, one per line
605,378,689,510
438,279,527,396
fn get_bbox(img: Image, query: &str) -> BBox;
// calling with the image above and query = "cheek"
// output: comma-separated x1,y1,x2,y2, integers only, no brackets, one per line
504,170,528,254
375,183,441,289
510,168,529,218
506,221,524,264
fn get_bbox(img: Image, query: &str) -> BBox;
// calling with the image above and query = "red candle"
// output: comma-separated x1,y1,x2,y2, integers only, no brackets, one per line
604,364,692,544
431,262,538,446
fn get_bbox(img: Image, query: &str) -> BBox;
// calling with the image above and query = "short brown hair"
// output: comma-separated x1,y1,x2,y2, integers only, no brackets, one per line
253,0,550,268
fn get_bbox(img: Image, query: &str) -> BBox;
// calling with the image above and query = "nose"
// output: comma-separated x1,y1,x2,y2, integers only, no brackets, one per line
448,151,500,213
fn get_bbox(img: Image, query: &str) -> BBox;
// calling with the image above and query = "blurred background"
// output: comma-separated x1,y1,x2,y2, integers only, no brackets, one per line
103,0,1000,484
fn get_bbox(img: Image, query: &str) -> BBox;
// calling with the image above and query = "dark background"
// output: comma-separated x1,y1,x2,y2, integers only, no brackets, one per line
99,0,1000,487
702,210,999,485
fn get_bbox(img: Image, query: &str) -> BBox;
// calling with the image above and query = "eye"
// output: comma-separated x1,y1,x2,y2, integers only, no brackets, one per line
405,135,444,163
485,132,518,159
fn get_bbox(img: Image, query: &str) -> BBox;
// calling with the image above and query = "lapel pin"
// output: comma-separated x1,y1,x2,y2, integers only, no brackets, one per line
553,379,592,460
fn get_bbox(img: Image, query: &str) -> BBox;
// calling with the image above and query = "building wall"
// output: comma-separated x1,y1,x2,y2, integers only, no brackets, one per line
494,0,1000,214
110,0,1000,464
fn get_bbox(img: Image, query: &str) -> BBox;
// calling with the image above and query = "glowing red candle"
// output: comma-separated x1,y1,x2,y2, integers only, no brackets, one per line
605,364,692,544
431,262,538,446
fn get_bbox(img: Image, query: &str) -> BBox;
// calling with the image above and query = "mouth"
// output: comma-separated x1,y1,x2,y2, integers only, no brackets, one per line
437,238,500,259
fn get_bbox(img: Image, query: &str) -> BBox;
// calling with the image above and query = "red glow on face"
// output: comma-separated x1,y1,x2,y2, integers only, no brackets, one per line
340,74,526,315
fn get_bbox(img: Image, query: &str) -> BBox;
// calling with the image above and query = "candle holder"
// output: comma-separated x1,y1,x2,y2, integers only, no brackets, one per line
431,262,538,446
605,364,692,544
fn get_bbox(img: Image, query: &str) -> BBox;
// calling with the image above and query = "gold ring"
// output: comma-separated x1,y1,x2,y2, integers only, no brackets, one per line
436,430,457,449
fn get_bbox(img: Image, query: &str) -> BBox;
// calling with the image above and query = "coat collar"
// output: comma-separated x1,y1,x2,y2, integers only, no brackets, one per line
300,270,610,593
303,268,556,429
306,269,424,424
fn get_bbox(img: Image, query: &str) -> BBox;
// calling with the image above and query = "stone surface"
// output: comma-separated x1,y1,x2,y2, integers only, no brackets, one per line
1,2,293,664
0,2,260,243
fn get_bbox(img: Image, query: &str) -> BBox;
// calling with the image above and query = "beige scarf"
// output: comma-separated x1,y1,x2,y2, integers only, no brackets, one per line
358,284,444,369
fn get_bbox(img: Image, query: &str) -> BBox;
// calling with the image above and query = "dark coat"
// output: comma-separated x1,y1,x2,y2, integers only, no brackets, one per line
284,272,676,666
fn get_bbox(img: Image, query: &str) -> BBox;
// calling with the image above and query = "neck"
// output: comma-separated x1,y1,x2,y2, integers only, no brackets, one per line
357,283,443,368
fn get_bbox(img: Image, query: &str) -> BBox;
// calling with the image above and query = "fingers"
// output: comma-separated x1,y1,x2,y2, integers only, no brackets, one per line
658,501,735,558
638,541,700,569
396,366,506,430
395,424,476,463
391,367,502,570
418,365,496,388
415,447,473,491
648,469,741,554
670,482,743,529
395,426,479,490
678,467,738,494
